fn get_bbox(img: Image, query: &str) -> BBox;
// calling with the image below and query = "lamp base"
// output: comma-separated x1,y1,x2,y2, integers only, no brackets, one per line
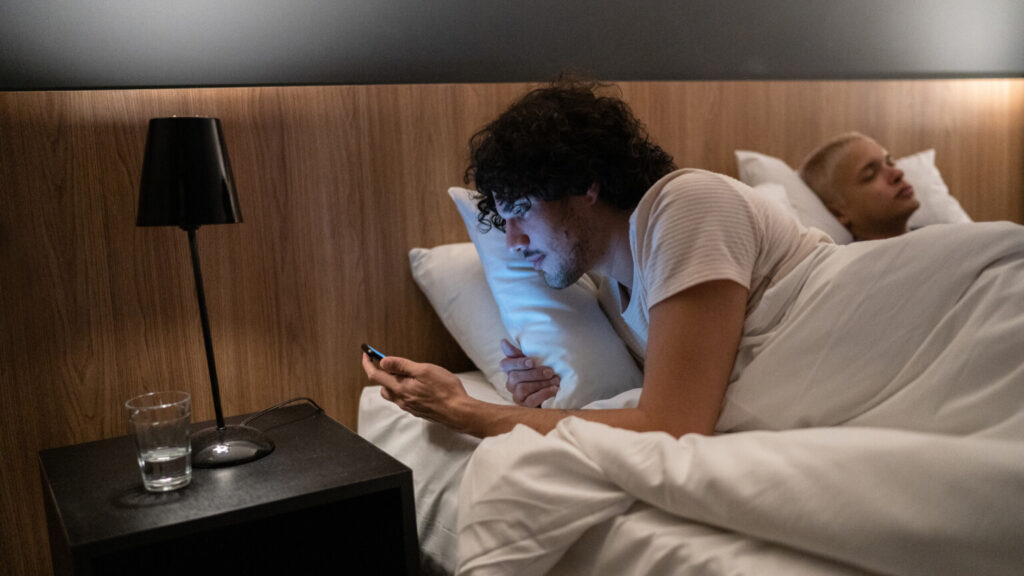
191,424,274,468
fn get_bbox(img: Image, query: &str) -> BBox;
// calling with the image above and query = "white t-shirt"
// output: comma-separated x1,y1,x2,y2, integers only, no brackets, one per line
598,169,833,363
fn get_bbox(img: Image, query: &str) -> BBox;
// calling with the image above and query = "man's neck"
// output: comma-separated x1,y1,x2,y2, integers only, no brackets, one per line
853,219,910,241
591,210,634,291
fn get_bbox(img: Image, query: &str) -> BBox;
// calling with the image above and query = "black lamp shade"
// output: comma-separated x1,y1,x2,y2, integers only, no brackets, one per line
137,117,242,228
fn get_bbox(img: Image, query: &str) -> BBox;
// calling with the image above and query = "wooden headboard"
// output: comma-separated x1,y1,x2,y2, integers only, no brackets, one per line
2,79,1023,573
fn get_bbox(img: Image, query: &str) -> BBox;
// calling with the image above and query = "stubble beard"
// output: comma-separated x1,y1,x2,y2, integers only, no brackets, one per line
542,235,589,289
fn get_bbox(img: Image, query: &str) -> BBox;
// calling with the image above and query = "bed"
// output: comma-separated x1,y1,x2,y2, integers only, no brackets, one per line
358,153,1024,575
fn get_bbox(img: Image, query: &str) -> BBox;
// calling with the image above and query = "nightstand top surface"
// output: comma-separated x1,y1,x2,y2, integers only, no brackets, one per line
39,404,410,552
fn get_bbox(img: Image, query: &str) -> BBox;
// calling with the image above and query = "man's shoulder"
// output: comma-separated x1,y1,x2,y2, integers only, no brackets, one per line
649,168,732,190
639,168,751,218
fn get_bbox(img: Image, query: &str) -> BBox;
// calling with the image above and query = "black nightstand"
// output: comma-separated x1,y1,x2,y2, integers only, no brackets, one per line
39,403,419,575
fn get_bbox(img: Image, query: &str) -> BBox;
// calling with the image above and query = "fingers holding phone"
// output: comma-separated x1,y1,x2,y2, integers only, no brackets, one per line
359,344,474,431
361,343,386,366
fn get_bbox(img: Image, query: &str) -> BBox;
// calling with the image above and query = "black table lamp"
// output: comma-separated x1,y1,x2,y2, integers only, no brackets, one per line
137,117,273,468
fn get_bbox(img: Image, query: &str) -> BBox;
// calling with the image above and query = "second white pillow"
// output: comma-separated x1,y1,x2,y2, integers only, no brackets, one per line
409,243,514,402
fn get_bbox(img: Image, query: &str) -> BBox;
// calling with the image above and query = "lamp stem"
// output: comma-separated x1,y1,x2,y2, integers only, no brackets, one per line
187,227,227,430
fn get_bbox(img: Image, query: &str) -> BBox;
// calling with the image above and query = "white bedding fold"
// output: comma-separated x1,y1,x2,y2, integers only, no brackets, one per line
552,501,873,576
721,222,1024,438
459,420,1024,576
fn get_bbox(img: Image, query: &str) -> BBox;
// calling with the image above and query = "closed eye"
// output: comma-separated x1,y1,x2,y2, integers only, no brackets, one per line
859,160,882,182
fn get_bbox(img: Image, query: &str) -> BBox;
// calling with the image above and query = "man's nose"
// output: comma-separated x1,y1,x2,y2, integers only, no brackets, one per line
888,165,905,184
505,220,528,254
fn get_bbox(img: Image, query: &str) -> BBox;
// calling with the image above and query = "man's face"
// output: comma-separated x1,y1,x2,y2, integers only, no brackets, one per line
831,138,921,239
496,195,592,289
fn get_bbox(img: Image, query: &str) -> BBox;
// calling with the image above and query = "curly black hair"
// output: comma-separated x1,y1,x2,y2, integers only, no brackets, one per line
464,78,677,232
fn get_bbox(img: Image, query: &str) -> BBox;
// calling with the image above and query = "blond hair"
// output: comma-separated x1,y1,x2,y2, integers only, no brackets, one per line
798,132,872,210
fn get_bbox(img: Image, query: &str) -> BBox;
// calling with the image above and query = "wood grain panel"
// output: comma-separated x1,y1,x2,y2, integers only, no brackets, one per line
1,79,1022,574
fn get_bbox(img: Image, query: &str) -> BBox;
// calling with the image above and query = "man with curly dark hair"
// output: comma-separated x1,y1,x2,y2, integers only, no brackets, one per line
465,80,677,405
363,78,836,437
466,78,677,236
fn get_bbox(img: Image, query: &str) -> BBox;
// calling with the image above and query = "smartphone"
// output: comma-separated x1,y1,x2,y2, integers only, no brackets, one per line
361,343,387,365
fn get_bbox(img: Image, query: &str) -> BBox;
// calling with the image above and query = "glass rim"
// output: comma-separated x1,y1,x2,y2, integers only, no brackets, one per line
125,390,190,411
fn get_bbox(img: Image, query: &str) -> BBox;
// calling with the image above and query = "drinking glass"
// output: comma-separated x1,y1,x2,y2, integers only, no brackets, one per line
125,391,192,492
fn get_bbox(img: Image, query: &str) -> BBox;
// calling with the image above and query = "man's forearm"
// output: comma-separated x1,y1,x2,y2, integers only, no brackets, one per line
458,400,652,438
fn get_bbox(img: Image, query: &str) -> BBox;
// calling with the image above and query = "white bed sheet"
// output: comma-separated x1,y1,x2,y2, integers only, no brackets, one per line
460,419,1024,576
358,371,502,573
359,376,878,576
552,502,871,576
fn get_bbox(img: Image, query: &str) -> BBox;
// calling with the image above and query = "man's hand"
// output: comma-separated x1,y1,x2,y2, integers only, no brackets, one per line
499,339,560,407
362,353,476,433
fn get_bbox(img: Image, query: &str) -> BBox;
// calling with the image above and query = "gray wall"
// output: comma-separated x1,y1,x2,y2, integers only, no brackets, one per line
2,0,1022,90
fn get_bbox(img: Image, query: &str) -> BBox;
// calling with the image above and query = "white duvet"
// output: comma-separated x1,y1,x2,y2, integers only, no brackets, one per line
457,222,1024,576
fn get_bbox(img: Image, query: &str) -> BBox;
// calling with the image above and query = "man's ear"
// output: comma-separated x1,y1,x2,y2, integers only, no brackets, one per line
584,182,600,205
825,201,852,229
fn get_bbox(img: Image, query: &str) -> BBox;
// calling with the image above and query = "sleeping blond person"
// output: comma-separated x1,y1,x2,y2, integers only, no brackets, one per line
799,132,920,241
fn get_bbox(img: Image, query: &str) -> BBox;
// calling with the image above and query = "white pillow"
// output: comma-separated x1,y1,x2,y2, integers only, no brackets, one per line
899,149,973,229
448,187,644,409
751,182,802,225
736,150,854,243
736,149,972,244
409,243,515,402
